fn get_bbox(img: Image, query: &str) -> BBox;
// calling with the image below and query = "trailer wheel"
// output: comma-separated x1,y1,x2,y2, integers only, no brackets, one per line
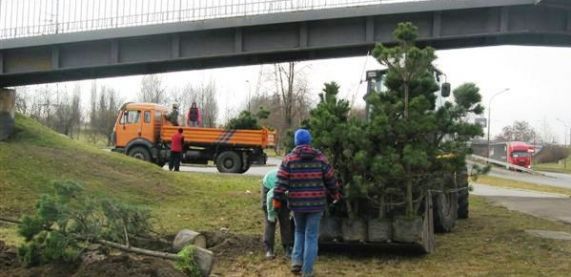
216,151,242,173
433,192,458,233
456,169,469,219
457,190,469,219
128,146,151,162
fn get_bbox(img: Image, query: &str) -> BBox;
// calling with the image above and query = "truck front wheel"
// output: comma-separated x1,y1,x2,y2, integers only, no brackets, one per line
216,151,242,173
128,146,151,162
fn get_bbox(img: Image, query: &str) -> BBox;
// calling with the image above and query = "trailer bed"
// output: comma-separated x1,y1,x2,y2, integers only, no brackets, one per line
161,125,276,148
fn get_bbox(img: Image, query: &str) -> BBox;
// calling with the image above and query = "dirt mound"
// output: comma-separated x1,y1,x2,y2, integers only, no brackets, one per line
0,240,18,270
75,254,185,277
203,231,261,258
0,232,264,277
0,240,77,277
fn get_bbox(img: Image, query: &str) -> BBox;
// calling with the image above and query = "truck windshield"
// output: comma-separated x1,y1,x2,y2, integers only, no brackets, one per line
511,151,530,158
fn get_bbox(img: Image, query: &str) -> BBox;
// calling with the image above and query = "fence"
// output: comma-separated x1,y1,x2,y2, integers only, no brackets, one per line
0,0,434,40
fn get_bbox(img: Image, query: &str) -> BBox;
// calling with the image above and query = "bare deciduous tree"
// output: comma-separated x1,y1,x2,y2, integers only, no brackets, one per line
15,87,30,114
272,62,312,130
138,75,167,104
52,84,82,138
88,84,122,145
16,84,82,138
495,120,539,143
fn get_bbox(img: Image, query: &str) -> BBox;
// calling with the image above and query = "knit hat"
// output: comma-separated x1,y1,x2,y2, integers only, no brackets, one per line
294,129,312,146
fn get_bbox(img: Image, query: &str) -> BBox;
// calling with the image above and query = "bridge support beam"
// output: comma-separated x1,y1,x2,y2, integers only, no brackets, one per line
0,88,16,141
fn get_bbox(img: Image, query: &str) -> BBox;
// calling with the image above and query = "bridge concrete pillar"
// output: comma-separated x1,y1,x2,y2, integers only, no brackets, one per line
0,88,16,141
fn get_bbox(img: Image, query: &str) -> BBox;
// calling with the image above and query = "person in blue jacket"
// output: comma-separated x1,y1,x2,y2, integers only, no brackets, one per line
261,168,293,259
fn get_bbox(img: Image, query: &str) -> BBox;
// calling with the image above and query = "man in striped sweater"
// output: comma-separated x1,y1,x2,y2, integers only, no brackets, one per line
273,129,340,276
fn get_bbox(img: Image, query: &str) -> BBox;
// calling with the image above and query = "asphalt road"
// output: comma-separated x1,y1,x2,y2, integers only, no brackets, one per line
466,160,571,189
486,166,571,189
165,157,282,177
473,184,571,224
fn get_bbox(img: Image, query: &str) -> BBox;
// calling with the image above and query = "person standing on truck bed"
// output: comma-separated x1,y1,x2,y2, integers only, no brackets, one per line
169,128,184,172
261,168,293,259
186,102,201,127
168,103,180,126
273,129,340,276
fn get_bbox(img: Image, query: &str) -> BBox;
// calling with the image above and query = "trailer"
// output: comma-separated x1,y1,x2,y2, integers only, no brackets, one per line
313,69,469,253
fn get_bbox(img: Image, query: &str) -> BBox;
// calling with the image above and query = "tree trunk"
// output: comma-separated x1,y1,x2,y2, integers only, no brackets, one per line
404,82,410,119
405,165,413,217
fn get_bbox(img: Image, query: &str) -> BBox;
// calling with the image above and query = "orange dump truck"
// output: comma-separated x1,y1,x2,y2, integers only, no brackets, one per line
111,102,277,173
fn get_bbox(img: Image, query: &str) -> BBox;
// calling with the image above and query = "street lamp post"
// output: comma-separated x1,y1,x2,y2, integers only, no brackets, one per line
487,88,510,159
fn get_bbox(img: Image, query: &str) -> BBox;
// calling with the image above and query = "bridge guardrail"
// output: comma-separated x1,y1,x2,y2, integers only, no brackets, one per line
0,0,435,40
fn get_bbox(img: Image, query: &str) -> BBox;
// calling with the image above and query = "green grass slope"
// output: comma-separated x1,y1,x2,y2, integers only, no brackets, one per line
0,114,262,233
2,116,571,276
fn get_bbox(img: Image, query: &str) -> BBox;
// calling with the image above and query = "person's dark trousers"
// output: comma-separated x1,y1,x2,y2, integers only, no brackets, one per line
169,151,182,171
263,206,293,253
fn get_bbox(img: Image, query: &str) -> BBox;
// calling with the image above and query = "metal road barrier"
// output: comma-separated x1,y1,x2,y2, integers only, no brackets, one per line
468,154,546,176
0,0,435,40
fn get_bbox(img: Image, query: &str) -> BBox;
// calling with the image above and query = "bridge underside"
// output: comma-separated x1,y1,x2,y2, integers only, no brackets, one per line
1,2,570,87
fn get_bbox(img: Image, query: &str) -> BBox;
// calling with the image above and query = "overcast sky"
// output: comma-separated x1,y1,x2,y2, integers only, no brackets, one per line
17,45,571,144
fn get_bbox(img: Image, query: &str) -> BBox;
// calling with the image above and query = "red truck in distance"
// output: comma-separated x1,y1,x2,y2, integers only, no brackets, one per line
471,141,534,169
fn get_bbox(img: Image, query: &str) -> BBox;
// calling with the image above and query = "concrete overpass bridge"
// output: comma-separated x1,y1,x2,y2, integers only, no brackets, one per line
0,0,570,88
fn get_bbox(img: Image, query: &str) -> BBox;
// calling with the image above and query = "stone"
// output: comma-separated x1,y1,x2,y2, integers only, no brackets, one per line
172,229,207,252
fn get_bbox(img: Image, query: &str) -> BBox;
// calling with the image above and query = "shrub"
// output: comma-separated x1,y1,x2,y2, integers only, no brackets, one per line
535,145,570,163
17,181,151,267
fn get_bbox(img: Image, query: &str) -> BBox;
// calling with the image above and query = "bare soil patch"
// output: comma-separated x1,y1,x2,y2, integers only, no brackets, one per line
75,254,185,277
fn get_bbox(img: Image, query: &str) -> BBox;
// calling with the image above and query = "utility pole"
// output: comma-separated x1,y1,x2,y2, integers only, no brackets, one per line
487,88,510,159
245,80,251,113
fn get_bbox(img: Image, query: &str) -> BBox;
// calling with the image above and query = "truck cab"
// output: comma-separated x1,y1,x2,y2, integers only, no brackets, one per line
113,103,167,149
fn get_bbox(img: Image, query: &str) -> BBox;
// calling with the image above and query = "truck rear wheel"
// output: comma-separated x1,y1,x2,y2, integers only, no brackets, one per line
216,151,242,173
457,169,469,219
457,190,469,219
433,192,458,233
128,146,151,162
